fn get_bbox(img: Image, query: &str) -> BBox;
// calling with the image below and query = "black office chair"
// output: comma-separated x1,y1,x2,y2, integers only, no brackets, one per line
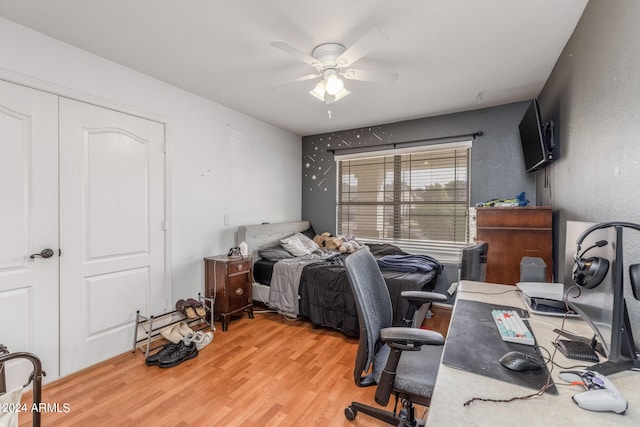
343,249,447,426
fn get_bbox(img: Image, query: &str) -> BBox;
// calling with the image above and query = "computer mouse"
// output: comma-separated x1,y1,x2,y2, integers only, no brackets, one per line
499,351,544,371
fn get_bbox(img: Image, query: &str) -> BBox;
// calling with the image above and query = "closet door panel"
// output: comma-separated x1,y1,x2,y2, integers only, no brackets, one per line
59,98,166,375
0,79,59,386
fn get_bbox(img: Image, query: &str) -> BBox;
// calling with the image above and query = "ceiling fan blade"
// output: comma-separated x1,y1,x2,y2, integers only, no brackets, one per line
336,27,390,67
342,69,398,84
270,40,322,69
269,73,321,89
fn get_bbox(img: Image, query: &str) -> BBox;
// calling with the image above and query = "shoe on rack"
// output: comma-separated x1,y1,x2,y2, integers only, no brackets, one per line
145,342,180,366
159,324,183,344
176,321,194,337
184,331,214,351
158,340,198,368
186,298,207,317
176,299,197,319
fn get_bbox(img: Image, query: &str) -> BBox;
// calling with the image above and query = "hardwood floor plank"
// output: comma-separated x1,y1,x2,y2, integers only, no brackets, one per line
17,309,447,426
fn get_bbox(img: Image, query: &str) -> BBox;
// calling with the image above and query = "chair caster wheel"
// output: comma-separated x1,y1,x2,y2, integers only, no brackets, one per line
344,406,357,421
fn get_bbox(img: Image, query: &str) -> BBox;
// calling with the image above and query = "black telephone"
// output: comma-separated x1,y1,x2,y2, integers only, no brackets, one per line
228,247,242,258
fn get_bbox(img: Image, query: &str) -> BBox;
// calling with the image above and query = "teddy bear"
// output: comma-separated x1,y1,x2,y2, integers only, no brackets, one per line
313,232,343,251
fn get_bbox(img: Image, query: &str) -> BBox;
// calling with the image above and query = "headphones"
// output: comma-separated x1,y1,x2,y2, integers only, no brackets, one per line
573,221,640,296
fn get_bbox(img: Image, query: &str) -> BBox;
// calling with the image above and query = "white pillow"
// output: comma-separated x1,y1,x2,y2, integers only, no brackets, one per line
280,232,319,256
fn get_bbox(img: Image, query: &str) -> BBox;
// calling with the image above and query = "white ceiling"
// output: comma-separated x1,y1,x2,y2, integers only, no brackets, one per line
0,0,588,136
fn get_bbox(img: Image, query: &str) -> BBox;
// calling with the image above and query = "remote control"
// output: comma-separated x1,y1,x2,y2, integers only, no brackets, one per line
559,370,628,414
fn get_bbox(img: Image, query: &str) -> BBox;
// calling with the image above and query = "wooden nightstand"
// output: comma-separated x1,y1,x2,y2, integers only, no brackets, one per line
203,255,254,331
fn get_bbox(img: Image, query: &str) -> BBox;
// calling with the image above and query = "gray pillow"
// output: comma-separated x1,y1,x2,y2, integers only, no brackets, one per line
258,245,295,261
280,232,319,256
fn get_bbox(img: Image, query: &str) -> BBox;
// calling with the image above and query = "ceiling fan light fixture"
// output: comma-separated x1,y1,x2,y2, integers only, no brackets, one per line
333,87,350,101
325,72,344,95
309,81,326,101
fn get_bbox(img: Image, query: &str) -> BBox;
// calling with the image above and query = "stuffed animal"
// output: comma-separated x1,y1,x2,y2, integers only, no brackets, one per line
313,232,343,251
338,237,362,254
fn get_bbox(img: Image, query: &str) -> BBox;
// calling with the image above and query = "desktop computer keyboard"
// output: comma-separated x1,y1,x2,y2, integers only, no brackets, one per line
491,309,535,346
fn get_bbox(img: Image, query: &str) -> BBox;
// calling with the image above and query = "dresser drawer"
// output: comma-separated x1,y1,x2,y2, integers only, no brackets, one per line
476,207,552,228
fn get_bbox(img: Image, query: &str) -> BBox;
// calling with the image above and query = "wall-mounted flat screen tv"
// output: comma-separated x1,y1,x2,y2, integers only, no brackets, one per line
519,99,555,172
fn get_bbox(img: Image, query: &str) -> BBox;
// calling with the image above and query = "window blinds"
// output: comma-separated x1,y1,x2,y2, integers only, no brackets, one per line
337,143,471,246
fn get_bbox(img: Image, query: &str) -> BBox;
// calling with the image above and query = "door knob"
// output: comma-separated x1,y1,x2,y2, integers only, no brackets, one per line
30,249,54,259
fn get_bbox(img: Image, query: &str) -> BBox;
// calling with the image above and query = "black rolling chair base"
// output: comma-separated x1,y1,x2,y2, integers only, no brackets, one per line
345,401,424,427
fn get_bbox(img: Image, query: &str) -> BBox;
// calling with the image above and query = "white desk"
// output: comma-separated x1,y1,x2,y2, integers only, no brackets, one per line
426,281,640,427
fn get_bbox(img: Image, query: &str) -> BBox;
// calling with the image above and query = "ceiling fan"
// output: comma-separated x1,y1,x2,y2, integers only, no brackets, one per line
270,28,399,104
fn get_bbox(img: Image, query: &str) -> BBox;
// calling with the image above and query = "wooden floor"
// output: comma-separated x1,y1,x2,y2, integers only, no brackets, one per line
18,307,451,427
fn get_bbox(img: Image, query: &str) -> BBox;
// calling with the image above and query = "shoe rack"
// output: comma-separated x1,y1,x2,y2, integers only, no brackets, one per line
132,294,214,358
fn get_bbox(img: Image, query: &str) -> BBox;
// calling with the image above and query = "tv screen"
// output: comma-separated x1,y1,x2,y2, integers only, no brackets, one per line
518,99,552,172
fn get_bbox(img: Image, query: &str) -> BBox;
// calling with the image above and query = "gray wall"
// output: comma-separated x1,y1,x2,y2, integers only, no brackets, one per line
537,0,640,346
302,102,537,235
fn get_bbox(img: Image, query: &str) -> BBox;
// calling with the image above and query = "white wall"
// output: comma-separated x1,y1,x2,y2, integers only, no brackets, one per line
0,17,302,304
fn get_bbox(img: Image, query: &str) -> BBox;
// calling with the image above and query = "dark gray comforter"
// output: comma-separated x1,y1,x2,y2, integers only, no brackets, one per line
297,244,442,337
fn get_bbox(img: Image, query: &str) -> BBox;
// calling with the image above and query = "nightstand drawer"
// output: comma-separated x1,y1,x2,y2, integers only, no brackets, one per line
228,259,251,275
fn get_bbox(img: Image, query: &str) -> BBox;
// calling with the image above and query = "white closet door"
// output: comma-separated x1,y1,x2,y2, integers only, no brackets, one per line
59,98,166,375
0,80,59,387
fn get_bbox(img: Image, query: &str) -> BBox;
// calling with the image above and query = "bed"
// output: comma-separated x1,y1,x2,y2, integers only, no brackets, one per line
237,221,446,337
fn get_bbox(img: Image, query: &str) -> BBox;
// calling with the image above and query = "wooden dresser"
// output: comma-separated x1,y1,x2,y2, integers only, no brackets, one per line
204,255,254,331
476,207,553,285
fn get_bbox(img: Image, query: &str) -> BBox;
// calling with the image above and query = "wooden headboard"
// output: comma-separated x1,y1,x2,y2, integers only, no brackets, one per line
237,221,310,260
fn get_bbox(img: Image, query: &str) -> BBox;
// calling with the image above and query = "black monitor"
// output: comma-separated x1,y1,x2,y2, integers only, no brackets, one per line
563,221,640,375
460,241,488,282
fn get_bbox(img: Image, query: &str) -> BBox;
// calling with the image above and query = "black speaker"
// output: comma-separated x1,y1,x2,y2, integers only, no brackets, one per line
572,221,640,289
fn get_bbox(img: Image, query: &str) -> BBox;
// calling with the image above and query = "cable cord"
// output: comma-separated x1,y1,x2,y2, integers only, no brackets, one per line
463,356,556,407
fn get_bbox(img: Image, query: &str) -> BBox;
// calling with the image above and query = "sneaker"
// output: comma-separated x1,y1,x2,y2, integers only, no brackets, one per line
145,342,180,366
184,331,214,351
158,340,198,368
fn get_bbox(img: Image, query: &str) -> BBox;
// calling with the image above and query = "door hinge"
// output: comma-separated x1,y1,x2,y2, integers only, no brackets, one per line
161,220,167,231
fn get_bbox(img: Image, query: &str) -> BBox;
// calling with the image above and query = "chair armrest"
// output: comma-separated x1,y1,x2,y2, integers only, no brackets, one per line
381,327,444,350
401,290,448,305
401,291,448,327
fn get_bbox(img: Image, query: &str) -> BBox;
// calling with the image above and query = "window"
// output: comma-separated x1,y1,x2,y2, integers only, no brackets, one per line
337,142,471,257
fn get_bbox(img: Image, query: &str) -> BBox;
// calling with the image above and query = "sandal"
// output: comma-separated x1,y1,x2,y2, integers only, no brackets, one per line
176,299,197,319
187,298,207,317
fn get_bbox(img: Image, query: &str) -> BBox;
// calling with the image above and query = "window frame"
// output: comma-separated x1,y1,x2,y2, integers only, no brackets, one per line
335,141,472,263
